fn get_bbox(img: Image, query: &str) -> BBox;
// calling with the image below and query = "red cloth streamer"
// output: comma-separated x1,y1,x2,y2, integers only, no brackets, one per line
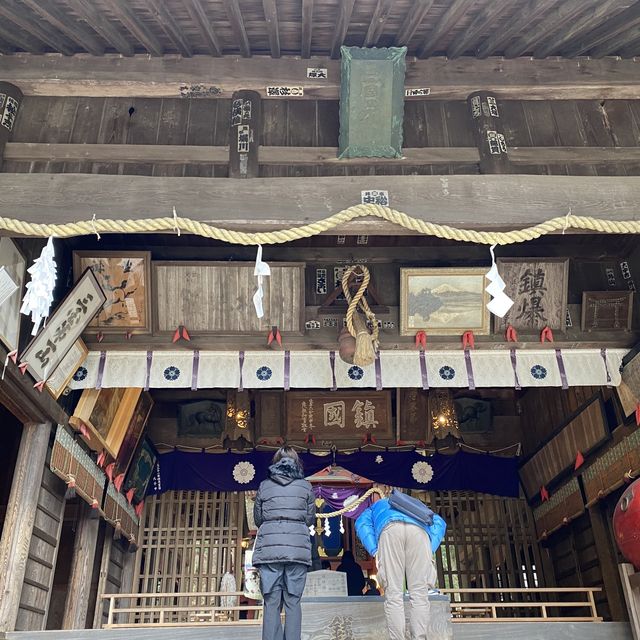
574,451,585,470
7,349,17,364
78,422,89,439
462,331,475,350
18,362,28,375
505,325,518,342
125,331,133,340
414,331,427,350
105,462,115,483
135,501,144,517
173,326,191,342
304,433,316,446
126,488,135,504
33,380,45,392
172,327,181,343
396,439,406,446
182,326,191,341
114,473,125,491
540,486,550,502
97,450,106,468
267,326,282,347
361,432,376,445
97,332,104,343
540,326,554,343
635,403,640,426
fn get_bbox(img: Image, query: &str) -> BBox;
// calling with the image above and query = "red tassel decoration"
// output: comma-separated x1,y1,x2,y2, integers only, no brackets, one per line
574,451,585,470
105,462,115,483
505,325,518,342
172,327,181,343
114,473,125,491
18,362,28,375
97,450,106,468
540,486,550,502
33,380,45,392
135,501,144,518
462,330,475,350
414,331,427,350
304,433,316,446
182,326,191,341
125,331,133,340
126,488,135,504
396,439,406,446
635,403,640,426
7,350,17,364
97,332,104,343
540,326,554,343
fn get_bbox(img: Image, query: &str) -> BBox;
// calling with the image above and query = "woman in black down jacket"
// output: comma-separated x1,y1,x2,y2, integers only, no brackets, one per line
253,447,315,640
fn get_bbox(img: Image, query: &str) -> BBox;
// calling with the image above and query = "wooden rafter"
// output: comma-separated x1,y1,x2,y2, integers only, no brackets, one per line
223,0,251,57
63,0,134,56
504,0,597,59
0,0,76,55
618,32,640,58
417,0,476,58
395,0,434,46
330,0,356,59
592,25,640,58
19,0,105,56
102,0,164,56
263,0,280,58
0,23,45,54
533,0,629,59
301,0,314,57
140,0,192,57
560,2,640,58
447,0,514,59
475,0,560,58
364,0,394,47
182,0,222,56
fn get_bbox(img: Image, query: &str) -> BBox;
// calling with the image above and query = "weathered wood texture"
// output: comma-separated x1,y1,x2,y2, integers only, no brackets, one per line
3,55,640,100
467,91,512,173
228,90,261,178
0,423,53,632
0,82,22,170
62,504,100,629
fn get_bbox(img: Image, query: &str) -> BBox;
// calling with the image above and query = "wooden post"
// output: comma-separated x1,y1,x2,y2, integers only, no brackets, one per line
0,422,51,632
467,90,513,174
62,503,101,629
619,563,640,640
0,82,23,170
229,90,261,178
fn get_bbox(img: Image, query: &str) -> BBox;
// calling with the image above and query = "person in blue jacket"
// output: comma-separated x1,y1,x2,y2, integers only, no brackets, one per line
355,489,446,640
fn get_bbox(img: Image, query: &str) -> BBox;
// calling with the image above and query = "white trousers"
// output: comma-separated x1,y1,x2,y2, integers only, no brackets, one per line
377,522,437,640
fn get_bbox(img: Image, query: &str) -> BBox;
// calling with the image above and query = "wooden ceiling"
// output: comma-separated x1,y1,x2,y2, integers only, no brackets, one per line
1,0,640,59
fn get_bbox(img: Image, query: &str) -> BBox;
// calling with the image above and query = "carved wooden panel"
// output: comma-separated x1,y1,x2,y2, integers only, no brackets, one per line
257,391,284,441
153,261,305,334
399,388,429,442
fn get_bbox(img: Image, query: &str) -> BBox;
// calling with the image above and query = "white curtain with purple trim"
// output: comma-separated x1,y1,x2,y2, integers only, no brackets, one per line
67,348,626,390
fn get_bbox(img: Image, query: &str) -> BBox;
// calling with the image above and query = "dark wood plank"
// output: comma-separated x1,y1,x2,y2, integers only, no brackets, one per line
262,0,280,58
222,0,251,57
229,90,261,178
152,99,190,178
101,0,164,56
475,0,562,58
123,97,163,176
417,0,476,58
618,33,640,58
0,23,45,54
364,0,394,46
330,0,356,59
550,101,597,176
63,0,134,56
6,55,640,101
181,0,221,56
140,0,192,57
301,0,314,57
19,0,104,55
184,100,218,177
395,0,434,46
447,0,509,58
504,0,599,59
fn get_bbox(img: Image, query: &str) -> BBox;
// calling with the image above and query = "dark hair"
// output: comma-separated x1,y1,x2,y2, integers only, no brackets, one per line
341,550,355,562
366,578,377,589
272,446,303,472
321,560,331,570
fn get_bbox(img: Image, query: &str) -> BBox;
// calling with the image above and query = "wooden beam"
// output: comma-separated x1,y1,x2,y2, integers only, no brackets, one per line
223,0,251,57
141,0,192,57
301,0,314,57
19,0,105,56
330,0,356,59
63,0,134,56
229,90,261,178
447,0,508,59
182,0,221,56
0,422,52,632
417,0,476,58
102,0,164,57
0,0,76,55
475,0,561,58
62,504,101,630
262,0,280,58
395,0,434,47
533,0,631,59
0,23,45,54
510,146,640,164
1,173,640,233
504,0,596,59
3,55,640,101
364,0,394,47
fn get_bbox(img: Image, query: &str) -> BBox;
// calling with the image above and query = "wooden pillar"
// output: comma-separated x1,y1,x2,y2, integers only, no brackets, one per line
588,504,627,621
0,422,51,632
467,90,513,174
0,82,23,170
62,503,100,630
619,563,640,640
229,90,261,178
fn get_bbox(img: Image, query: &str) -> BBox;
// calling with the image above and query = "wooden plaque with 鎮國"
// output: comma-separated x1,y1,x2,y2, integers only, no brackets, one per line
285,391,392,442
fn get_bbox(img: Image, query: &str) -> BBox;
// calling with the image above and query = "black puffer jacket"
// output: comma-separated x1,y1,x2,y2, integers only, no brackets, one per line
252,458,316,566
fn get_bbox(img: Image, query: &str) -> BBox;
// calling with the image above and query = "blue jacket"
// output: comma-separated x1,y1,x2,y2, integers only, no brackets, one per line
355,498,446,557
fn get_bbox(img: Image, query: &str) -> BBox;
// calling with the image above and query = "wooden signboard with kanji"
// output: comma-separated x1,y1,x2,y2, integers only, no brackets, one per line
285,391,392,442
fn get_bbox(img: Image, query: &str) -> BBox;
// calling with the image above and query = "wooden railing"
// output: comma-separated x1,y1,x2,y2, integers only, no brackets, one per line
442,587,602,623
101,587,602,628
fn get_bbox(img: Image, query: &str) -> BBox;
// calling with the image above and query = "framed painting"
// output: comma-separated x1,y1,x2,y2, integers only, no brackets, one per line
581,291,633,332
124,437,158,504
495,258,569,333
69,387,142,457
177,400,226,438
45,339,88,399
0,237,25,352
73,251,151,333
114,391,153,477
400,268,490,336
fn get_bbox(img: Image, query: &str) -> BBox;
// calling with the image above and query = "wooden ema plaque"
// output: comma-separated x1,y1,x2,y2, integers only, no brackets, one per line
285,391,392,443
533,478,584,540
581,291,633,332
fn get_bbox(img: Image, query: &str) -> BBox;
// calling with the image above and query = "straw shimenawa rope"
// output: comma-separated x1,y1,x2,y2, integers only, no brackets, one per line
319,486,386,519
1,205,639,245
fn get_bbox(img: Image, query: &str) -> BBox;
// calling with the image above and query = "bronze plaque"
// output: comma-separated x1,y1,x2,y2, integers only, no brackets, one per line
581,291,633,332
285,391,392,442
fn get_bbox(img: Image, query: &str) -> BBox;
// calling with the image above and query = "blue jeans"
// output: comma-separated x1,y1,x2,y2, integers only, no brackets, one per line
259,563,307,640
